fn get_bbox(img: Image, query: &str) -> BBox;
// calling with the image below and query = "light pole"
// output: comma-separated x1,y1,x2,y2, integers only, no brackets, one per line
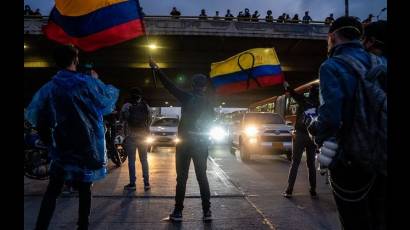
345,0,349,16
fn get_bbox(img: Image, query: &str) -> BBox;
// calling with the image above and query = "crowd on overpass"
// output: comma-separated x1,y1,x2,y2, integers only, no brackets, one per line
24,4,42,17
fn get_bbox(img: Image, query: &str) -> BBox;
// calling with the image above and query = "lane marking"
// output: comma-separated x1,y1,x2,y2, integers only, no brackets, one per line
209,156,277,230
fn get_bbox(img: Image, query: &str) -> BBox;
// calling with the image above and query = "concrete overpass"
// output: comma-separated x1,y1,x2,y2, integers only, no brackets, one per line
24,16,329,107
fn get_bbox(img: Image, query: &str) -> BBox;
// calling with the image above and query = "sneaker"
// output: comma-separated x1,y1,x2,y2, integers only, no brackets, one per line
203,209,212,221
124,183,136,191
282,191,292,198
144,183,151,191
310,190,318,198
169,209,183,222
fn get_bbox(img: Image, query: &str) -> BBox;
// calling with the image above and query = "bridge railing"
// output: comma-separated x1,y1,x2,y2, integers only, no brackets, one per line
24,15,329,39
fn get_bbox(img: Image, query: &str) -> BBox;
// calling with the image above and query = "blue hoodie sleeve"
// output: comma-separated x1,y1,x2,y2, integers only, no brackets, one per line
313,61,344,145
85,76,119,116
25,83,52,127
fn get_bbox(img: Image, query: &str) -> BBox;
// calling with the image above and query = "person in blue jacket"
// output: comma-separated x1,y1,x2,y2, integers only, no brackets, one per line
25,44,119,230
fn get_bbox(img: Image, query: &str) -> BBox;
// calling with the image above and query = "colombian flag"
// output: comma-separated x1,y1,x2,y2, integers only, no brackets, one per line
43,0,145,52
210,48,284,95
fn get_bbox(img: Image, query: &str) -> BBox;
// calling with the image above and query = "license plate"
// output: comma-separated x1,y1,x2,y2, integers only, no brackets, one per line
272,142,283,148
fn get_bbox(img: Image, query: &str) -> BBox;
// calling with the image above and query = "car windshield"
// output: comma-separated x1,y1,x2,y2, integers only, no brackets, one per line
151,118,179,127
244,113,284,124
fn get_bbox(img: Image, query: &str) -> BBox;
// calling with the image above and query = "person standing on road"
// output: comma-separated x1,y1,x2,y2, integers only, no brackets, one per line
26,44,119,230
149,59,215,222
121,87,151,191
307,16,387,230
282,82,319,198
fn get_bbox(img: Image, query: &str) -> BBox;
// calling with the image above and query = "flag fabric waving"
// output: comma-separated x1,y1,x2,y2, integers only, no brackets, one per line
210,48,285,95
43,0,145,52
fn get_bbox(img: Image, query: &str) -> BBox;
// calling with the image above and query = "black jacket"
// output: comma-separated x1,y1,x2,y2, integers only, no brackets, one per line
287,87,318,133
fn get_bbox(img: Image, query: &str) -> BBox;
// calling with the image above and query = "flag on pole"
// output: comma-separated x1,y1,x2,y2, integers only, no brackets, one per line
43,0,145,52
210,48,285,95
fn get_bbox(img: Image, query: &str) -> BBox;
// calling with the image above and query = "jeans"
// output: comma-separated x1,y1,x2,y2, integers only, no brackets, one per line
286,131,317,193
174,141,211,212
330,161,387,230
35,164,92,230
124,134,149,185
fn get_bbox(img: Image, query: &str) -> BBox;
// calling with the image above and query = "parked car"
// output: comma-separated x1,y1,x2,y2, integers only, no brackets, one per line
230,112,293,161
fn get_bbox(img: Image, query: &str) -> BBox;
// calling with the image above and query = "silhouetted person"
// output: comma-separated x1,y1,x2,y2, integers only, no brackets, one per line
33,8,41,16
362,14,374,24
292,14,300,23
170,7,181,19
244,8,251,21
225,9,234,21
325,13,335,25
251,10,260,22
265,10,274,22
237,11,244,21
24,5,33,15
285,14,290,22
277,13,286,23
302,11,312,24
199,9,208,20
213,11,220,20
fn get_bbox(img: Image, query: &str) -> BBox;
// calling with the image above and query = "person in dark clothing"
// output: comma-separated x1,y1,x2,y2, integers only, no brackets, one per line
302,11,312,24
244,8,251,21
24,5,33,15
282,81,319,198
170,7,181,19
199,9,208,20
285,14,291,23
225,9,234,21
308,16,387,230
265,10,274,22
149,59,214,222
325,13,335,25
251,10,260,22
291,14,300,23
237,11,244,21
33,8,42,16
213,11,220,20
277,13,286,23
121,87,151,191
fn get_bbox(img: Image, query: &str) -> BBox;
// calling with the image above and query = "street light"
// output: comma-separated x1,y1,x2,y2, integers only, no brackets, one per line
24,44,28,49
148,43,157,50
165,101,169,105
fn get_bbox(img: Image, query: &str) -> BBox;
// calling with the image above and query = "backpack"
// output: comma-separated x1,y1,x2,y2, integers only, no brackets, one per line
333,54,387,176
126,102,149,129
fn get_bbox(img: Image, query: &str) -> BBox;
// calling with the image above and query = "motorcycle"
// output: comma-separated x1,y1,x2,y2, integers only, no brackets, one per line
24,121,50,180
105,119,127,167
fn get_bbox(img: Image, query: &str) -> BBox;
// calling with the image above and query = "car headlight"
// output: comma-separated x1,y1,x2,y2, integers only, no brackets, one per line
174,137,180,143
209,126,227,141
145,137,154,144
245,126,259,137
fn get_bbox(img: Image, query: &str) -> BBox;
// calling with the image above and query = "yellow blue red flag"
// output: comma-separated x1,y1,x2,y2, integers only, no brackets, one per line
210,48,284,95
43,0,145,52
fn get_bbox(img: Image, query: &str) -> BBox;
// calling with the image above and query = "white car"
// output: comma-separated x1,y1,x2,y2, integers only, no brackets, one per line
147,117,180,149
230,112,293,161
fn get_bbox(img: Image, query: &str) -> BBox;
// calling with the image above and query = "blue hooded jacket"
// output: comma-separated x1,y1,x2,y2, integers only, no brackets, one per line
25,70,119,182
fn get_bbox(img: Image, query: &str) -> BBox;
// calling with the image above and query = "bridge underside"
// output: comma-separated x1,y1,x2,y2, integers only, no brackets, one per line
24,34,327,107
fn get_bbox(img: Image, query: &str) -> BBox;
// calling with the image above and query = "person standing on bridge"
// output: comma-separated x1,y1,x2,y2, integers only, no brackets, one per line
199,9,208,20
26,44,119,230
121,87,151,191
302,11,313,24
325,13,335,25
251,10,260,22
244,8,251,21
149,58,215,222
265,10,274,22
282,81,319,198
170,7,181,19
225,9,234,21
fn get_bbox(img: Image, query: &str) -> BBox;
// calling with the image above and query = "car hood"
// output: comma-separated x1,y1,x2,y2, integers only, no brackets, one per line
150,126,178,133
259,124,292,132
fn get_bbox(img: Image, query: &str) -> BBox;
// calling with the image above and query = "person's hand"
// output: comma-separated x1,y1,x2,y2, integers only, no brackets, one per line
149,58,159,70
317,140,338,167
283,81,290,90
90,70,99,79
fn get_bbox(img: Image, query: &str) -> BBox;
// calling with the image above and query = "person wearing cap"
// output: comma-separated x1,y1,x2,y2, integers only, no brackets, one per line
121,87,151,191
307,16,387,229
362,14,374,24
149,59,214,222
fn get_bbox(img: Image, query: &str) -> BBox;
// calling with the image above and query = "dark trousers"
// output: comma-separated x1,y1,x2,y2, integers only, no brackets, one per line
330,162,387,230
174,142,211,212
35,165,92,230
286,131,317,193
123,135,149,185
